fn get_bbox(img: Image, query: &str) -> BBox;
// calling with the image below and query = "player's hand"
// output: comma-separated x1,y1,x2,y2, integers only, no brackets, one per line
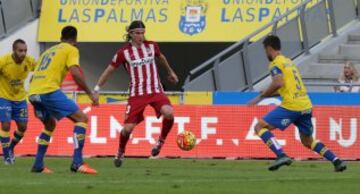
248,96,261,106
168,71,179,85
91,92,99,107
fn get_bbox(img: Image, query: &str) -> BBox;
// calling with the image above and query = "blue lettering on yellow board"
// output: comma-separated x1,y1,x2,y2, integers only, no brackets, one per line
69,9,80,22
94,9,105,22
58,9,66,23
83,9,91,22
107,9,117,22
57,6,169,23
259,8,270,22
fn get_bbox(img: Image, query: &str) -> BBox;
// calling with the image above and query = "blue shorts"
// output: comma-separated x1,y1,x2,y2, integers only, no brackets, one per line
29,90,79,121
263,106,313,136
0,98,28,123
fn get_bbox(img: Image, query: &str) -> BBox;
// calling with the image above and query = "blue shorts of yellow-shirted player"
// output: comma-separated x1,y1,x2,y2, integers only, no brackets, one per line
0,98,28,123
263,106,313,136
29,90,79,121
0,98,28,164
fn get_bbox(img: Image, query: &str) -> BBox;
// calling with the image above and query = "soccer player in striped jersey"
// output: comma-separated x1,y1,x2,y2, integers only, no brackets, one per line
248,35,346,172
94,20,179,167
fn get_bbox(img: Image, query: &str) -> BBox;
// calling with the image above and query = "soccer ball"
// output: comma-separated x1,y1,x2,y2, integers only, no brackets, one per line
176,131,196,151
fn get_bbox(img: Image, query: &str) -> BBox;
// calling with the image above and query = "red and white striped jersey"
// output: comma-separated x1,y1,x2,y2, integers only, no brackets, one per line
111,41,163,97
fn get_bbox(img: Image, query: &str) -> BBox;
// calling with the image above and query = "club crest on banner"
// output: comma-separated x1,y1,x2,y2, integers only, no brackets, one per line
179,0,208,36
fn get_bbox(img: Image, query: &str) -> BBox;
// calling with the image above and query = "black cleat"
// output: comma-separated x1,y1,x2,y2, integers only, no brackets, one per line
114,152,125,168
268,155,293,171
151,139,164,157
333,159,347,172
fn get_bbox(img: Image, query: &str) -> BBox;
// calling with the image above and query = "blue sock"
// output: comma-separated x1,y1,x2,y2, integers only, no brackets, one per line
0,131,10,159
33,130,52,169
10,129,24,150
73,123,86,166
258,128,285,158
312,141,338,162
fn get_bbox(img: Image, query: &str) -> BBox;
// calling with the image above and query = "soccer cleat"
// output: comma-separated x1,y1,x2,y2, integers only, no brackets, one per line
4,157,14,165
31,167,53,174
333,159,347,172
268,155,293,171
151,139,164,157
70,163,97,174
114,152,125,168
8,148,15,163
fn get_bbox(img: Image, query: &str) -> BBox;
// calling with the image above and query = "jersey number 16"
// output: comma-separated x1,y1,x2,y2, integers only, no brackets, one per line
37,52,55,71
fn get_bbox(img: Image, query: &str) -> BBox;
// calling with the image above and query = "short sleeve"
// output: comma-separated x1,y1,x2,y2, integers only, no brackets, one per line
111,51,126,69
270,65,283,77
153,42,161,57
66,47,80,68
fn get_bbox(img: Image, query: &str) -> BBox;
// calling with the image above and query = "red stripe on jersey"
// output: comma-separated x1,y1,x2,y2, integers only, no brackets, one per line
128,47,139,96
141,43,153,95
117,41,164,97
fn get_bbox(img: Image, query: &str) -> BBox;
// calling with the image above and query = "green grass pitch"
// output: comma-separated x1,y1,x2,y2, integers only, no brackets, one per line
1,157,359,194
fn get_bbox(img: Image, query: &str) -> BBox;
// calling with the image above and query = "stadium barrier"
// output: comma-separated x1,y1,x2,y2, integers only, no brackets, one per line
9,104,360,160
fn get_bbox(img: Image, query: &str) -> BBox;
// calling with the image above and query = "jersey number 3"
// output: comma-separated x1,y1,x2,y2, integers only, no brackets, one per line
292,69,302,91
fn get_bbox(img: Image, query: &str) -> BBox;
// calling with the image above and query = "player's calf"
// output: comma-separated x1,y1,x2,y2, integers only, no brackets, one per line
0,127,13,165
310,140,347,172
9,127,26,163
114,126,133,168
152,108,175,157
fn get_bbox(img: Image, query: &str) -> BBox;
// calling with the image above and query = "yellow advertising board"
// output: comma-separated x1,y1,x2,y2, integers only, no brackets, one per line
38,0,315,42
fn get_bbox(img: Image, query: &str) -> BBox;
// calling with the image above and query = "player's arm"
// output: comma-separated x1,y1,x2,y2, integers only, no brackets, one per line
248,66,284,106
94,65,116,92
263,90,280,97
156,53,179,84
260,75,284,97
69,66,98,106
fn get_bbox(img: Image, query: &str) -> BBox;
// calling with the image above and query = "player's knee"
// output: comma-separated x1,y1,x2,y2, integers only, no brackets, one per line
254,122,266,135
1,122,10,132
123,124,135,136
163,112,174,120
44,118,56,132
161,106,174,120
76,113,88,123
17,124,27,133
81,114,88,123
301,139,312,149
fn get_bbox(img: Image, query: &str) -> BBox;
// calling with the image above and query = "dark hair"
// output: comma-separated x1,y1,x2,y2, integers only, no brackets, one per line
263,35,281,50
61,26,77,41
12,39,26,50
124,20,146,42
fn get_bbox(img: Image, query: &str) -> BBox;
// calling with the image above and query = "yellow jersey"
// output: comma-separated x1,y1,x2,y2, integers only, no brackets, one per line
0,54,36,101
29,43,80,95
269,55,312,111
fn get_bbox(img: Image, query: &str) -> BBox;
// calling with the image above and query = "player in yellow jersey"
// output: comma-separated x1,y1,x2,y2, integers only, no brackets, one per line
0,39,36,165
28,26,98,174
248,35,346,172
